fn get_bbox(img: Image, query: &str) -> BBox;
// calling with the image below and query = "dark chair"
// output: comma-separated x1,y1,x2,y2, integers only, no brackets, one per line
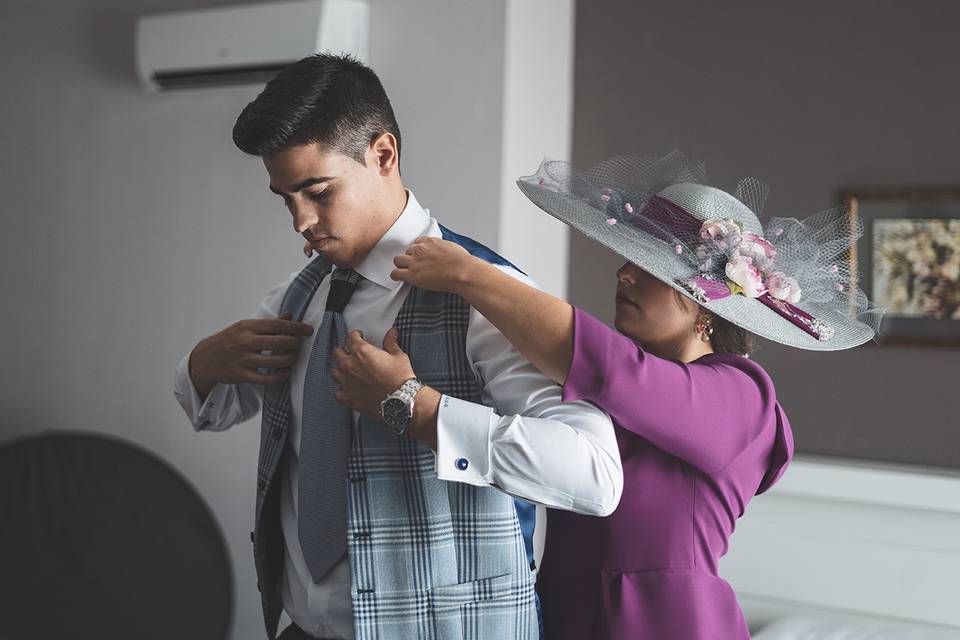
0,432,233,640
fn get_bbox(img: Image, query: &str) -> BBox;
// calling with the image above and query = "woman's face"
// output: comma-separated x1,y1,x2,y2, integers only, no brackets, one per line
613,262,701,358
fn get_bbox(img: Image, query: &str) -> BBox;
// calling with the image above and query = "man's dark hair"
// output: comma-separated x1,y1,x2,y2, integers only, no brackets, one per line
232,53,401,164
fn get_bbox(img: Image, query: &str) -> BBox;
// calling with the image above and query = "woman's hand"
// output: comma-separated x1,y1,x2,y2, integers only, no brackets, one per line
331,329,417,421
390,237,484,294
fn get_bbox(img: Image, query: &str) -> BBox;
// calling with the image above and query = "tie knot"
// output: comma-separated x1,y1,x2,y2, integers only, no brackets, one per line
326,268,363,313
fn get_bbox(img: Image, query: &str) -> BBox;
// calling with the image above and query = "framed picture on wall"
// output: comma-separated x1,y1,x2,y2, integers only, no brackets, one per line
841,187,960,347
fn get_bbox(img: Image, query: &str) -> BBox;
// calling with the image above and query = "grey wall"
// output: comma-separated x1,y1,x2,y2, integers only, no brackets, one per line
0,1,507,638
570,1,959,468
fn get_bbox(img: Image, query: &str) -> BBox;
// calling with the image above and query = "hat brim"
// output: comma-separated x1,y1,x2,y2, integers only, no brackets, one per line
518,180,876,351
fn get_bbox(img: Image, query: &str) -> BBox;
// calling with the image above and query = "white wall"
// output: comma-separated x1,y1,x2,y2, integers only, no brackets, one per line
0,2,571,638
497,0,574,297
721,456,960,633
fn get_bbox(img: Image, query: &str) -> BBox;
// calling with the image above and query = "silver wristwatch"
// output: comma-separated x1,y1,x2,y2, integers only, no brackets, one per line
380,378,424,435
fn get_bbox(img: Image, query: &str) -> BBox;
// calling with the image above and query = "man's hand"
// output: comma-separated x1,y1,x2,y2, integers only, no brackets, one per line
331,329,441,449
331,329,418,421
188,311,314,399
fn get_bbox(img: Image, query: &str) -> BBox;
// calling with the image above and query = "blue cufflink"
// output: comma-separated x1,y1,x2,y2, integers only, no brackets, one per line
455,458,469,471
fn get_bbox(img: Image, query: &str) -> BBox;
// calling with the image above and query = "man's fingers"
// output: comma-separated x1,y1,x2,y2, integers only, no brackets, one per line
382,328,402,354
345,330,366,347
249,335,304,353
332,346,349,366
248,352,298,369
248,369,291,385
247,318,314,337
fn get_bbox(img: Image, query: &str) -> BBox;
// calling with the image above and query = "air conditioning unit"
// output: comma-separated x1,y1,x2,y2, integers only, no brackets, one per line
135,0,369,92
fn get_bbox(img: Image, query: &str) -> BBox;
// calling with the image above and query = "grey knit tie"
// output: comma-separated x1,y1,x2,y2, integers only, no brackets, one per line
299,267,363,582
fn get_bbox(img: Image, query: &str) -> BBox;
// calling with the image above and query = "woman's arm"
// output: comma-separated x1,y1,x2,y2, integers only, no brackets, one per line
392,237,575,384
564,307,780,473
329,297,622,516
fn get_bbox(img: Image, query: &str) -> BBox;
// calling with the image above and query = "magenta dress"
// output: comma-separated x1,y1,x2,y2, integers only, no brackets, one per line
537,308,794,639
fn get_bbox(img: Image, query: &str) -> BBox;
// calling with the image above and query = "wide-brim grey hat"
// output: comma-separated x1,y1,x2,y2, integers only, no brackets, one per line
516,152,882,351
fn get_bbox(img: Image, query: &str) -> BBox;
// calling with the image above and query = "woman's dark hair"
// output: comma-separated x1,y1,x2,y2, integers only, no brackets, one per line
232,53,401,164
709,313,756,356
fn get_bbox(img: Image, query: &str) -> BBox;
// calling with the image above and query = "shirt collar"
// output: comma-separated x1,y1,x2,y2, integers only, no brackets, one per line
353,190,433,291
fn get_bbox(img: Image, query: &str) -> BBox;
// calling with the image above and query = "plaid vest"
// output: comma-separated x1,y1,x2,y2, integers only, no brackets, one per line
252,228,538,640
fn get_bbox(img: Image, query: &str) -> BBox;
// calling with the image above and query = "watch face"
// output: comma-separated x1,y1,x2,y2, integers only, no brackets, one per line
382,397,410,431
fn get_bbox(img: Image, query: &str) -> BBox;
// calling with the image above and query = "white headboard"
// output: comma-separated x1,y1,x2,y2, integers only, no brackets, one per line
719,455,960,634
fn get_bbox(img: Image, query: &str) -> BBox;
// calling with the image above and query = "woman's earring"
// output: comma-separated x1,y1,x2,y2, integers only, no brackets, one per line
695,317,714,342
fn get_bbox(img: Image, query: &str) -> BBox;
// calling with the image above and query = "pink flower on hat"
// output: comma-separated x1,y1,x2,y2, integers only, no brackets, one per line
737,232,778,273
700,218,742,250
767,271,802,304
725,254,767,298
698,216,808,305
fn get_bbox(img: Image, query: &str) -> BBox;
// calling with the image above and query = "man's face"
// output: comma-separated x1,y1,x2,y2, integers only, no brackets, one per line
264,141,394,268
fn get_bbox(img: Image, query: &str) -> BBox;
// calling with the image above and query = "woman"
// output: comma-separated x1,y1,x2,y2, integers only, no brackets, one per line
321,152,881,638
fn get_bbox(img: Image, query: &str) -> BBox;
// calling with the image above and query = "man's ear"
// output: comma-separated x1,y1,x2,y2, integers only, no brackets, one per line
369,132,399,176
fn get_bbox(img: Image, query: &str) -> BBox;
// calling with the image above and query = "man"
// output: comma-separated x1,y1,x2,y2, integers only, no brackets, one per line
173,54,621,640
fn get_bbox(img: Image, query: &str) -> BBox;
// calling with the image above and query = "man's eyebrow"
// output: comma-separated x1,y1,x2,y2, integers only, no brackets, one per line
268,176,336,195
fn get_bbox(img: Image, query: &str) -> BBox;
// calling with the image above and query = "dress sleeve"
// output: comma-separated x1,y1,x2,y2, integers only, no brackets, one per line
562,307,782,474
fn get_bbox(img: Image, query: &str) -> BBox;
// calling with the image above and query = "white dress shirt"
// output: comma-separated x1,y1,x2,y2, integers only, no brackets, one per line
174,190,622,639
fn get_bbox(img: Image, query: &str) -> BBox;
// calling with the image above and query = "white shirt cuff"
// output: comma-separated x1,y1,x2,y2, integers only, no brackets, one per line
435,394,494,486
174,352,228,431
